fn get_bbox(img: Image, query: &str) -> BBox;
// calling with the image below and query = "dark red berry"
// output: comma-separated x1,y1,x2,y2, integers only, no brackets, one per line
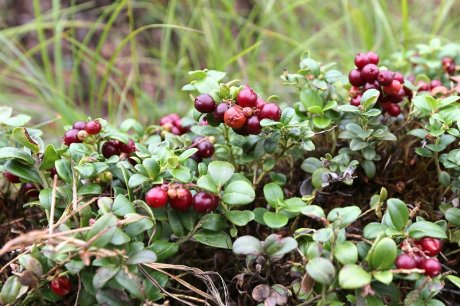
233,127,249,136
258,103,281,121
419,237,442,257
366,51,379,64
237,85,258,108
349,86,362,98
50,167,58,178
160,113,180,126
363,81,380,92
22,183,39,199
245,115,262,135
361,64,379,82
214,103,230,122
3,171,20,183
390,88,406,103
102,140,120,158
170,126,183,135
51,277,71,296
350,95,361,106
63,129,81,146
430,80,442,89
395,254,417,269
224,107,247,129
169,188,192,211
404,86,413,100
256,97,266,109
393,72,404,84
119,139,136,154
383,80,402,96
442,57,455,74
72,121,87,130
145,186,168,208
192,191,219,213
377,70,394,86
421,258,442,277
387,103,401,117
190,152,203,163
348,69,364,86
196,140,214,158
417,81,430,92
354,53,370,69
86,120,102,135
194,94,216,113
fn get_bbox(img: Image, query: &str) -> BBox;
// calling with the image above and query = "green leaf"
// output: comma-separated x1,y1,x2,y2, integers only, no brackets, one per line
232,236,263,255
0,276,21,304
115,270,144,300
196,174,218,193
407,221,447,239
143,158,160,179
334,241,358,264
39,188,52,210
208,161,235,186
0,106,12,122
87,213,118,247
126,249,157,265
338,265,372,289
112,195,135,217
312,167,328,189
200,213,226,231
445,208,460,226
93,266,120,289
386,198,409,231
225,210,254,226
306,257,336,285
55,159,72,183
128,174,149,188
13,127,40,153
148,241,179,261
170,165,192,182
313,116,331,129
125,217,154,237
363,223,387,239
284,197,307,212
263,183,284,208
300,88,323,109
361,89,380,111
40,145,59,170
373,270,393,285
369,237,397,270
4,160,41,183
301,157,322,173
223,180,255,205
65,260,85,275
4,114,31,127
301,205,325,218
446,275,460,289
327,206,361,228
0,147,35,166
263,212,289,229
193,229,232,249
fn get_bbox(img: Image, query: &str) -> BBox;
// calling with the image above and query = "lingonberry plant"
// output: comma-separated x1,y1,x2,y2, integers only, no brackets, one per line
1,43,460,306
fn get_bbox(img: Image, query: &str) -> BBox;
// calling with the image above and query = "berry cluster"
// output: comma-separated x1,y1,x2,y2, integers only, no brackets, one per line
50,276,71,296
190,137,215,163
442,57,456,75
348,52,411,117
193,85,281,135
415,79,443,92
145,184,219,214
159,113,189,135
101,139,136,159
395,237,443,277
63,119,102,146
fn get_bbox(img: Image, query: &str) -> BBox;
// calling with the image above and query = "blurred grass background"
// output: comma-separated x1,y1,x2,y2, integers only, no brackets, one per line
0,0,459,141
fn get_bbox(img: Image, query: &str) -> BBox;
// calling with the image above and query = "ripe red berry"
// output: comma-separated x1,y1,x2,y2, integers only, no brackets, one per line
145,186,168,208
404,86,413,100
395,253,417,269
348,69,364,87
72,121,87,130
245,115,262,135
224,107,247,129
350,95,361,106
387,103,401,117
430,80,442,89
417,81,430,92
421,258,442,277
361,64,379,82
63,129,82,146
419,237,442,257
214,103,230,122
86,120,102,134
442,57,455,74
383,80,402,96
192,191,219,213
169,188,192,211
349,86,361,98
390,88,406,103
363,81,380,92
237,85,258,108
393,72,404,84
3,171,20,183
194,94,216,113
102,140,120,158
196,140,215,158
377,70,394,86
160,113,180,126
366,51,379,64
233,127,249,136
256,97,266,109
119,139,136,154
50,167,58,178
354,52,370,69
22,183,39,199
258,103,281,121
51,276,71,296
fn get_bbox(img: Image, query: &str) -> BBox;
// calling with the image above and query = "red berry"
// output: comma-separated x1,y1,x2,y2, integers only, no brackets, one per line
361,64,379,82
3,171,20,183
160,114,180,126
387,103,401,117
350,95,361,106
417,81,430,92
245,115,262,135
119,139,136,154
442,57,453,66
363,81,380,92
383,80,402,96
224,107,247,129
237,85,258,107
63,129,82,146
348,69,364,87
86,120,102,135
366,51,379,64
256,97,266,109
194,94,216,113
190,152,202,163
169,188,192,211
395,254,417,269
22,183,39,199
445,63,456,75
404,86,413,100
349,86,362,98
258,103,281,121
72,121,87,130
170,126,183,135
50,167,58,178
390,88,406,103
233,127,249,136
214,103,230,122
419,237,442,257
354,52,370,69
192,191,219,213
430,80,442,89
196,140,215,158
145,186,168,208
393,72,404,84
51,277,71,296
421,258,442,277
102,140,120,158
377,70,394,86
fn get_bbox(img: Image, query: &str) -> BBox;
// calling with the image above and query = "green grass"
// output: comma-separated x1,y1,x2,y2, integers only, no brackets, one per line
0,0,459,141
